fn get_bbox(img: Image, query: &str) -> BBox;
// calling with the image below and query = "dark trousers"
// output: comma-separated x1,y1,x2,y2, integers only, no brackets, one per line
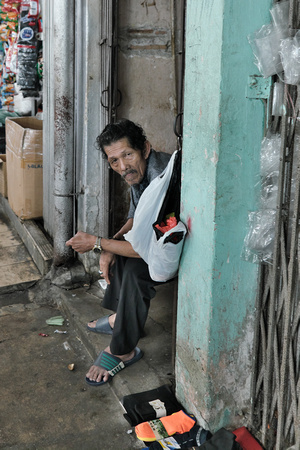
102,256,160,355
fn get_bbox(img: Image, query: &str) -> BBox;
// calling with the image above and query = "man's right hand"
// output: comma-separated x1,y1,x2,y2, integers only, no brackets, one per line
66,231,97,254
100,251,116,284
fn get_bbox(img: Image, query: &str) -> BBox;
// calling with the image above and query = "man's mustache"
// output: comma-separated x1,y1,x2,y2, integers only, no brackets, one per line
122,169,137,179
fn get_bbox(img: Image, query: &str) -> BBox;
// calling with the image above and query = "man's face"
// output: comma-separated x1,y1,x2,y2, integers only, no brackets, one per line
104,138,150,186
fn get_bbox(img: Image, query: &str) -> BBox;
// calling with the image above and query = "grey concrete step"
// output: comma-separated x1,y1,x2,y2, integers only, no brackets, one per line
57,282,175,401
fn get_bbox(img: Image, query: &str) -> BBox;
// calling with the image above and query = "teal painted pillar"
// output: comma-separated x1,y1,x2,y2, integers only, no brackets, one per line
176,0,272,431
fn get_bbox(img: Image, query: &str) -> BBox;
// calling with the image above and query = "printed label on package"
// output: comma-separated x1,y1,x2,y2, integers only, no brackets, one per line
20,27,35,41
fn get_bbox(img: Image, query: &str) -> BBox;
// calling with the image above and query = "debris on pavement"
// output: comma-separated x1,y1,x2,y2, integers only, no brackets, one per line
63,341,71,351
46,315,65,326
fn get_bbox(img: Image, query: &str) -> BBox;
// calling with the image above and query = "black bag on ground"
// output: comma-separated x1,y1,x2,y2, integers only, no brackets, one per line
121,384,182,427
199,427,242,449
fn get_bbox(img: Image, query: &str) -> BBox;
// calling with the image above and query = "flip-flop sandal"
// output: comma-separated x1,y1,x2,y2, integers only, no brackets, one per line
86,315,113,335
85,347,144,387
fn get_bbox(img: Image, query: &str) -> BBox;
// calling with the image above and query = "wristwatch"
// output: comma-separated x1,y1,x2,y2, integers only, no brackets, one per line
93,236,102,254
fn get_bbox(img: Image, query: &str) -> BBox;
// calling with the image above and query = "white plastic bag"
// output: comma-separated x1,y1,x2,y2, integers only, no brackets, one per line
124,150,186,281
148,221,186,282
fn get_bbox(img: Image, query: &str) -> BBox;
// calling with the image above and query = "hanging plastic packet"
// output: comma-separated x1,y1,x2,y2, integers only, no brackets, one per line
28,0,39,18
279,30,300,85
242,131,283,265
260,174,279,210
272,81,285,116
260,133,281,177
258,133,281,210
270,0,290,29
18,2,38,48
248,24,289,78
242,209,276,265
0,24,11,42
16,0,39,91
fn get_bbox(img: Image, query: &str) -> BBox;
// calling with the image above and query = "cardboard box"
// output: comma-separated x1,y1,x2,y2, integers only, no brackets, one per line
6,117,43,219
0,154,7,197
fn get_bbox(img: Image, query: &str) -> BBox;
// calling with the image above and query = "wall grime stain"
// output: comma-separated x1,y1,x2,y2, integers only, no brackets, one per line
54,96,73,135
205,315,255,429
176,345,211,429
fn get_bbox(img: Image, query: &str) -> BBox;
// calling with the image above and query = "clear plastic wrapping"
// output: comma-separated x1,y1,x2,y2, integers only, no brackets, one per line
260,134,281,176
279,31,300,85
259,134,281,210
242,209,276,264
243,134,282,264
272,81,285,116
248,24,288,78
16,47,38,90
260,174,279,210
270,0,290,28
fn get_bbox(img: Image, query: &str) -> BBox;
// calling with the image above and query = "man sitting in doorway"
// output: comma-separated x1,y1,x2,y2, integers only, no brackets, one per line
66,119,171,386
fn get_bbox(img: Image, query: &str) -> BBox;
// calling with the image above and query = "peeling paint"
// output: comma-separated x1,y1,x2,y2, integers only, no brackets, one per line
235,153,242,165
169,96,176,111
210,151,218,166
187,215,192,233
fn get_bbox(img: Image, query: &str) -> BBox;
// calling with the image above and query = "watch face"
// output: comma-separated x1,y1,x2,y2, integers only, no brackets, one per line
93,247,101,253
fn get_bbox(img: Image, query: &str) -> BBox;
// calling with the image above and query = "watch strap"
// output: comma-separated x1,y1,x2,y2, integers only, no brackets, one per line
93,236,102,253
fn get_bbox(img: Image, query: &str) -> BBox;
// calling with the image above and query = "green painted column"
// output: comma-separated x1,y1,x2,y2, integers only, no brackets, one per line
176,0,272,431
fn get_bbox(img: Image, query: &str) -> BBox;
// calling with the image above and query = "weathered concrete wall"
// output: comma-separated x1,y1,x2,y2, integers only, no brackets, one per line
118,0,177,154
112,0,178,232
176,0,272,431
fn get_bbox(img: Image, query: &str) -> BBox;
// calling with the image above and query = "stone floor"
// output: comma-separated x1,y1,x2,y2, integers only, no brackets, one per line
0,206,41,293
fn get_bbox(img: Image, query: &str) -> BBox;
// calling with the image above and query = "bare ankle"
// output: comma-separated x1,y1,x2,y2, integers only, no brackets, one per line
109,313,116,328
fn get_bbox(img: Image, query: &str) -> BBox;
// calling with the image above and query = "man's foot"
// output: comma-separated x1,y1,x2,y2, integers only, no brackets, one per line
88,313,116,330
86,314,116,335
85,346,143,386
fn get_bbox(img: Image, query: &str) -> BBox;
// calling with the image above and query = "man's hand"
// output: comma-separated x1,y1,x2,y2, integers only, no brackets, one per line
100,251,116,284
66,231,96,254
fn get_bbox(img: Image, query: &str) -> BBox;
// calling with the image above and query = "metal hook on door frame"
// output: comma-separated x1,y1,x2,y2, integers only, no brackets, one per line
101,88,122,110
174,112,183,150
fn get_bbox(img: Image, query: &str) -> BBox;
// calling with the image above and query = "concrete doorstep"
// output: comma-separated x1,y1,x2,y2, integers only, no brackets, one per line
57,281,175,401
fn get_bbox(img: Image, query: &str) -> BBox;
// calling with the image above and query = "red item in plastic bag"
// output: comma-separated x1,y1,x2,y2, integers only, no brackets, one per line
155,216,177,234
